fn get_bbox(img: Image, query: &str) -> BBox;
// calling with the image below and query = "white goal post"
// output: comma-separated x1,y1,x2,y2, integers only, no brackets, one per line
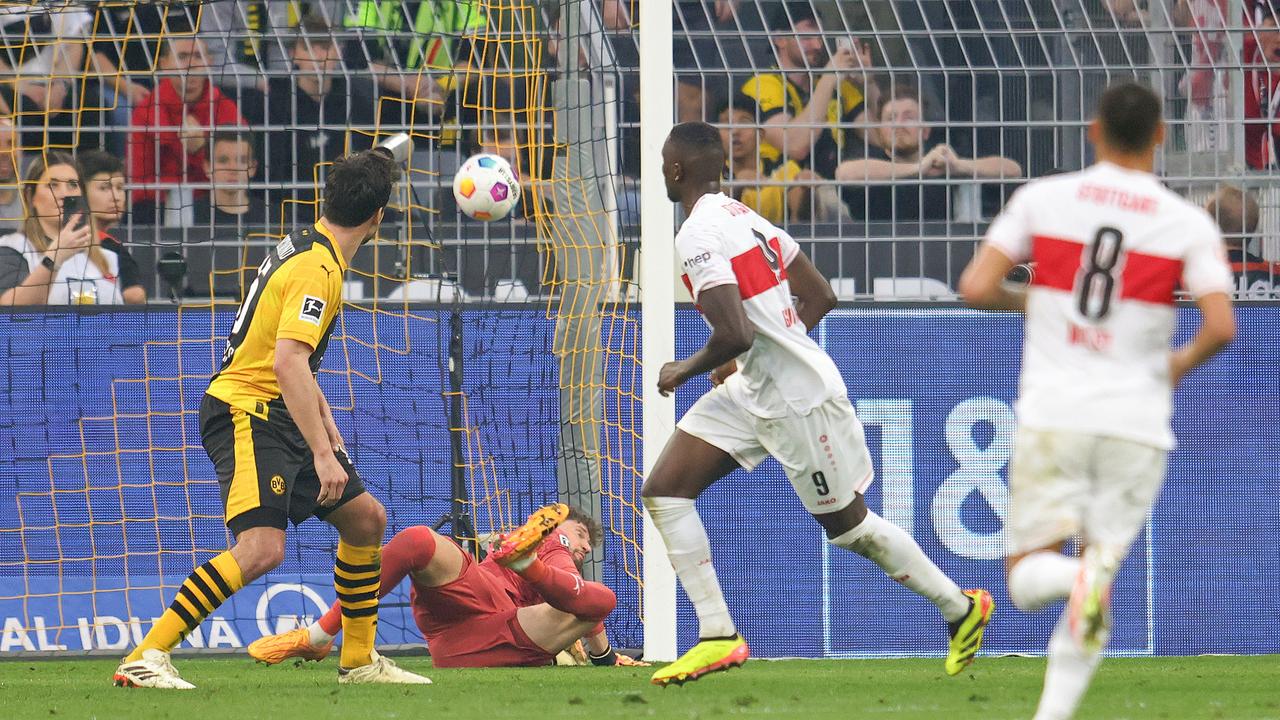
638,0,678,662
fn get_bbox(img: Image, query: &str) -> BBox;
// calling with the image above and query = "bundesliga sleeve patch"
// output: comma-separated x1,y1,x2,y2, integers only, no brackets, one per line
299,295,326,325
558,533,571,548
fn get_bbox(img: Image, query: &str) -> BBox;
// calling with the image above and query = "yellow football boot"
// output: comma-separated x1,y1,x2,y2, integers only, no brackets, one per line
945,589,995,676
650,635,749,687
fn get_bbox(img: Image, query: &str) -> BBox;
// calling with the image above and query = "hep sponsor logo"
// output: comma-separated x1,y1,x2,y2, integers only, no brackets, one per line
683,252,713,269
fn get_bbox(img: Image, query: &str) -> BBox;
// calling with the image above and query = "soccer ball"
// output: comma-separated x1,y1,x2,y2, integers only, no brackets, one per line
452,153,521,221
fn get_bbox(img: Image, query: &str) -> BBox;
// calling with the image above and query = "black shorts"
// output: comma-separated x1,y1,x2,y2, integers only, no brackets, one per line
200,394,367,536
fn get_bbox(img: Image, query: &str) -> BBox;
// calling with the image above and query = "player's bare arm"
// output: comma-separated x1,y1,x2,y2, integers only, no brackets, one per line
274,337,347,505
786,250,838,330
658,284,754,396
318,392,345,453
1170,291,1235,385
959,245,1028,313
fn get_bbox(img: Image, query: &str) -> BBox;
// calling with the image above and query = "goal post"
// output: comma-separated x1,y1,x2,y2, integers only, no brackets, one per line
637,0,677,663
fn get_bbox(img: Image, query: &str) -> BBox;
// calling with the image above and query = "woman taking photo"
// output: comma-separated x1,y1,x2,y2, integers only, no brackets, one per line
0,151,144,305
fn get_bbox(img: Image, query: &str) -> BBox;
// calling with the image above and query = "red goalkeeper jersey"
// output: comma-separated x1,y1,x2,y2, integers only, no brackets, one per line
411,528,581,631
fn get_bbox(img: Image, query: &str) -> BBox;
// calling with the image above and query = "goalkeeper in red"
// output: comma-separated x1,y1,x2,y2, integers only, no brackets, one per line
250,504,646,668
643,122,994,687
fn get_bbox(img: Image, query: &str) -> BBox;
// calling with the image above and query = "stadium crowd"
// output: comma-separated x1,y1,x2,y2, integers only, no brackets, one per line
0,0,1276,304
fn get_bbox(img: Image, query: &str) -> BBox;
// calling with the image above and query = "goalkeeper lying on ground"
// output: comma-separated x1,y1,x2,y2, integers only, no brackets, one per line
250,504,647,668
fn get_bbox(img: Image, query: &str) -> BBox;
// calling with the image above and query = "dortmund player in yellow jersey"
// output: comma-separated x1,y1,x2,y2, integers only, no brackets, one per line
114,150,430,688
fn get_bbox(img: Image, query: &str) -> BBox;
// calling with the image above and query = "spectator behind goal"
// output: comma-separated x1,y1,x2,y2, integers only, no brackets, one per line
0,152,143,305
127,19,246,225
739,1,879,179
717,93,818,225
836,85,1020,221
191,132,268,230
77,149,145,302
341,0,485,119
238,15,380,217
1205,184,1277,298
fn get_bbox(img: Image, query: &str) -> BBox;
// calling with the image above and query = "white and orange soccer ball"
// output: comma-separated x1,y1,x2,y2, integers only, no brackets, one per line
452,153,521,221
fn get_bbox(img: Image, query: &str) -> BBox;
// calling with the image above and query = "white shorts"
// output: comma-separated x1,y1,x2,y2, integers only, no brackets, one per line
1005,426,1168,556
676,385,875,514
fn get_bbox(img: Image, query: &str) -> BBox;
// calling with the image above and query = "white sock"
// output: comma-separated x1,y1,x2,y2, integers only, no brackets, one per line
829,510,970,622
1008,551,1079,612
1033,611,1102,720
643,496,736,638
308,622,335,646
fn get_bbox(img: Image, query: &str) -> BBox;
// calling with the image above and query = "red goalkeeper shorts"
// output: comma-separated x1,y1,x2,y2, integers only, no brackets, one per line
410,540,555,668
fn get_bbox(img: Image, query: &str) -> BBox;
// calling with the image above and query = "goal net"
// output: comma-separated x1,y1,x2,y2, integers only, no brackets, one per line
0,0,646,655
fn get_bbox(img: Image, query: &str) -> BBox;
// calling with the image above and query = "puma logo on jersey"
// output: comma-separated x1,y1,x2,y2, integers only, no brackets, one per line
299,295,326,325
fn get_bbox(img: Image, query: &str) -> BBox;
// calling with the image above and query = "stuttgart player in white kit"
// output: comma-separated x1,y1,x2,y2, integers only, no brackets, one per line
643,122,994,687
961,83,1236,720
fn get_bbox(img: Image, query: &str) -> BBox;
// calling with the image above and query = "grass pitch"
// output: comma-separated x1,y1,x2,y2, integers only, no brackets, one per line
2,655,1275,720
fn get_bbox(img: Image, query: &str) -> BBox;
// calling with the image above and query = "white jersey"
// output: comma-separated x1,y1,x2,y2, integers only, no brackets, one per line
676,192,846,418
0,231,126,305
985,162,1233,449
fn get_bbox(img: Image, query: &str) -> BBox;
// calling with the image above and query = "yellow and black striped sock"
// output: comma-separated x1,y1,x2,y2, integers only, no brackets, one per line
126,551,244,663
335,541,381,668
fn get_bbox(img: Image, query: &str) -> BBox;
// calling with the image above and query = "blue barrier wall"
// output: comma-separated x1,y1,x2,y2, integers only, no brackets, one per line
0,306,1276,656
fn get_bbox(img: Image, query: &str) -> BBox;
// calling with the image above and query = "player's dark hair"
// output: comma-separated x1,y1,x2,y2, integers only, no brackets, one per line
667,121,726,181
566,506,604,548
770,1,819,32
323,150,399,228
76,149,124,181
1096,82,1162,154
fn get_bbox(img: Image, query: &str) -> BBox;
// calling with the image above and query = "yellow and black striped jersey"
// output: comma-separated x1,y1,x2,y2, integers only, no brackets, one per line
206,221,346,420
739,70,865,178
